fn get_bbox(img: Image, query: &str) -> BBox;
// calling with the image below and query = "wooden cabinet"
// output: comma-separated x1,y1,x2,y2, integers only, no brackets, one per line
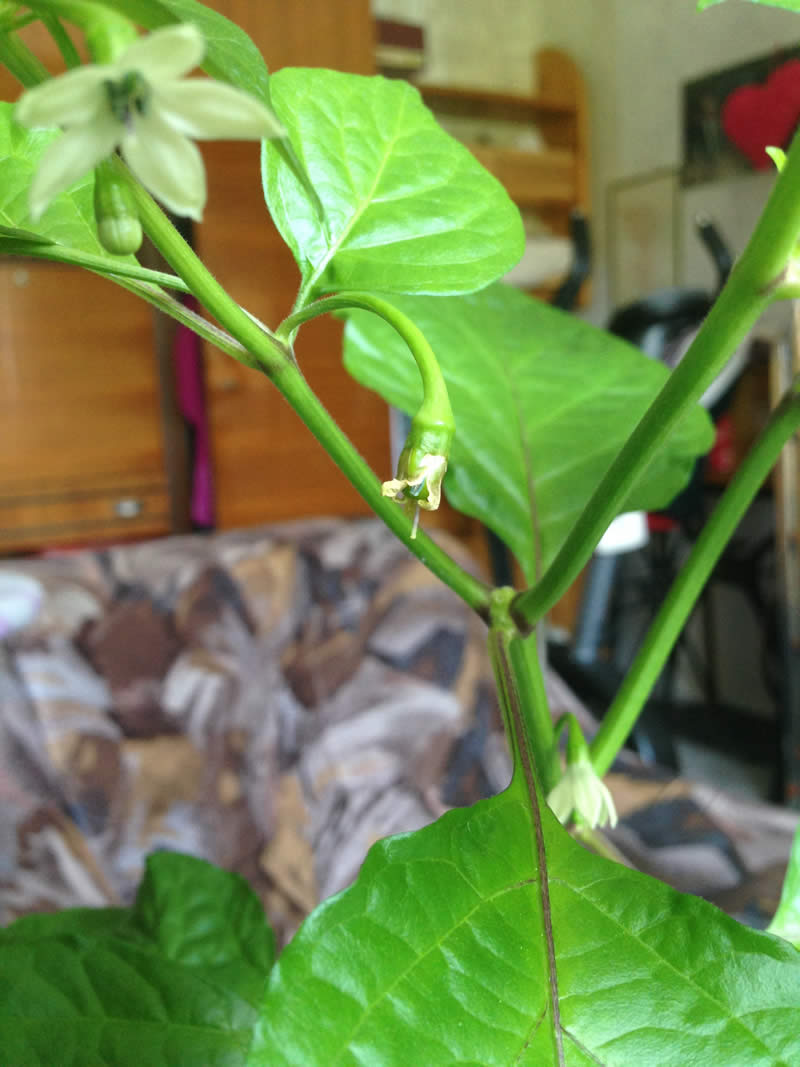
418,49,590,303
0,1,388,549
0,263,174,552
196,0,392,530
0,4,588,563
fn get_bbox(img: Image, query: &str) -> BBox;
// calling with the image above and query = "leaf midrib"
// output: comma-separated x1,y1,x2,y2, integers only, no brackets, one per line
298,87,412,298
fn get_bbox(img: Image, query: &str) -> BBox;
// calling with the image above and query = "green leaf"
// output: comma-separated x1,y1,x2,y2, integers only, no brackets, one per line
0,102,125,255
699,0,800,9
249,786,800,1066
769,825,800,948
261,68,525,299
134,850,276,978
0,851,275,1066
343,284,713,580
86,0,271,104
0,223,53,243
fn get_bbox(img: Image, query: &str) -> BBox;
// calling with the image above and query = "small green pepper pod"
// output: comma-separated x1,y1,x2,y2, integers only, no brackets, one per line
382,416,454,537
93,159,143,255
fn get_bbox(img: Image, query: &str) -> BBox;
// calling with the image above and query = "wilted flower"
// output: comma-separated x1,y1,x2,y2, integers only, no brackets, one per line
14,22,284,221
382,450,448,538
547,754,618,830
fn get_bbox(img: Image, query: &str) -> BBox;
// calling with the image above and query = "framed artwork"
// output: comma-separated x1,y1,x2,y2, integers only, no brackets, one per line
607,168,679,308
682,47,800,187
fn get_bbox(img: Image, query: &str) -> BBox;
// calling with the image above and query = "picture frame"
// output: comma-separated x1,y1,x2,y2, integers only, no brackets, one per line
682,48,800,187
607,168,679,309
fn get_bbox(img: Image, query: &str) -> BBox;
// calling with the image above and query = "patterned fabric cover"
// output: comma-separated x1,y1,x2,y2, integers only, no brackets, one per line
0,519,796,948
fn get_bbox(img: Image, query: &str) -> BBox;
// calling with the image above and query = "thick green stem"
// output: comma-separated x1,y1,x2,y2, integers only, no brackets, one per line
488,590,559,794
0,29,49,87
275,367,491,616
118,160,289,374
104,277,250,362
512,129,800,632
130,172,491,616
591,375,800,776
278,293,453,429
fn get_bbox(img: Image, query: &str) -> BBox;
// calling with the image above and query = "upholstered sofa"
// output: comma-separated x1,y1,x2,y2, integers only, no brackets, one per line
1,520,796,947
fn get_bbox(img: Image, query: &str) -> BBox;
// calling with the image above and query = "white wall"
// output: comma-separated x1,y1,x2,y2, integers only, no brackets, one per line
372,1,800,316
612,0,799,178
371,0,543,92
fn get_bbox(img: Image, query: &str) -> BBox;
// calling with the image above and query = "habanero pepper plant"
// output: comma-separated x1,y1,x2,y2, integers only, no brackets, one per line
2,1,800,1064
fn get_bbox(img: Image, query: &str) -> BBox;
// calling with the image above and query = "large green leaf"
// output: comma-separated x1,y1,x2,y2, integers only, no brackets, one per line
82,0,271,104
0,851,275,1066
698,0,800,10
261,68,525,299
249,785,800,1065
0,102,123,254
769,825,800,948
343,284,714,580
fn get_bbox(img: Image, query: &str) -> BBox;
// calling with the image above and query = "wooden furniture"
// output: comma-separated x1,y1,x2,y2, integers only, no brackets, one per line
0,261,182,553
417,49,590,302
0,5,590,561
194,0,392,530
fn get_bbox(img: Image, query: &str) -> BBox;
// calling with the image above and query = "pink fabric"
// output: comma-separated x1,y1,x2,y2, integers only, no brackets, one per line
174,298,214,527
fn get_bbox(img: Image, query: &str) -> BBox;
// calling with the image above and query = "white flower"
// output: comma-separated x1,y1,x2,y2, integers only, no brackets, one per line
14,23,285,221
547,755,618,830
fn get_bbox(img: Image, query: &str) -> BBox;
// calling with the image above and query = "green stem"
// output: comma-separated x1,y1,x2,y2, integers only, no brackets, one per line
40,13,81,67
512,129,800,632
278,292,453,428
130,171,491,616
0,240,191,291
488,589,559,793
591,375,800,776
1,12,39,33
275,366,491,616
103,277,249,362
0,29,49,87
118,159,289,374
23,0,136,61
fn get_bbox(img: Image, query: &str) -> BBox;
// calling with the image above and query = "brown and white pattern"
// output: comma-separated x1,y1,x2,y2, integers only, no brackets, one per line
0,520,796,946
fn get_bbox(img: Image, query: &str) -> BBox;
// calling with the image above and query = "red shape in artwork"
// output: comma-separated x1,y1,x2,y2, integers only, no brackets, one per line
721,58,800,169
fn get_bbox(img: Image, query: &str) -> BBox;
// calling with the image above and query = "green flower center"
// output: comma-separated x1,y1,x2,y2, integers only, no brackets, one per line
104,71,152,125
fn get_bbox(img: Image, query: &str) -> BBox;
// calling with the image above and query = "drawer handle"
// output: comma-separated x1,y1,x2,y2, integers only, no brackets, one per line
114,497,143,518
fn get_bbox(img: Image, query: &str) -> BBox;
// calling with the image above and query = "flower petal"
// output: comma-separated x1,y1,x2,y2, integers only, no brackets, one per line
15,67,108,128
29,116,120,221
154,79,285,140
122,111,206,220
547,772,576,825
119,23,205,83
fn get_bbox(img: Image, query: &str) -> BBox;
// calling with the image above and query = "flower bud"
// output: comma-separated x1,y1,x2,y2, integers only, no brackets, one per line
93,162,142,256
547,715,618,830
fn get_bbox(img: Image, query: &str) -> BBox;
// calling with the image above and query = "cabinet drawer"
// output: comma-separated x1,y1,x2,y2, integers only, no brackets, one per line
0,481,170,554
